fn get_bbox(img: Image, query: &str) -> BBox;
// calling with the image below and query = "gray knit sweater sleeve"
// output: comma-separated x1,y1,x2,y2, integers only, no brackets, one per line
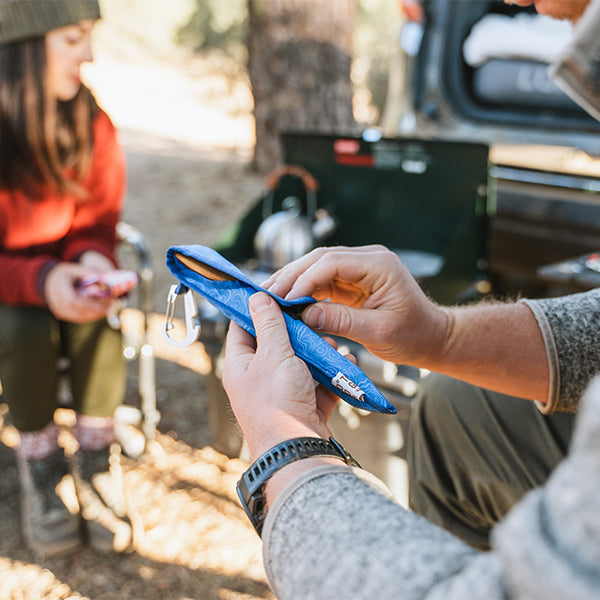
262,466,483,600
521,288,600,413
262,378,600,600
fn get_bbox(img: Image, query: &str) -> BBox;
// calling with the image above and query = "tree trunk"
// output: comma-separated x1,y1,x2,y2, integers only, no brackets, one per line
247,0,357,173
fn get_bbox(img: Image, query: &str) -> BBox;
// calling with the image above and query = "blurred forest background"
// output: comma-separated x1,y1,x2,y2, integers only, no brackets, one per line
95,0,398,114
93,0,402,169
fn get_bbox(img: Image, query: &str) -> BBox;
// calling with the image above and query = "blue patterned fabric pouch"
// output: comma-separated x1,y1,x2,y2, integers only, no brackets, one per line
164,244,395,414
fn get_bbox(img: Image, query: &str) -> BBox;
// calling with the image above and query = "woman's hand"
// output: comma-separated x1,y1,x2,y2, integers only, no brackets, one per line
44,262,112,323
78,250,115,273
222,292,339,461
263,245,449,367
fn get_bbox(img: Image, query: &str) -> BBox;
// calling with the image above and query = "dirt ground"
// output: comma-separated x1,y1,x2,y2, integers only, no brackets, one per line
0,53,276,600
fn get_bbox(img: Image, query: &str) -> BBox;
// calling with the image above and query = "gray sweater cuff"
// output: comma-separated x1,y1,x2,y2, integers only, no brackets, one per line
519,298,559,413
520,288,600,413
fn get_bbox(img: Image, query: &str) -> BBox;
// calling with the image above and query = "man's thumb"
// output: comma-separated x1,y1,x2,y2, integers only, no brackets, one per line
248,292,292,352
302,302,372,342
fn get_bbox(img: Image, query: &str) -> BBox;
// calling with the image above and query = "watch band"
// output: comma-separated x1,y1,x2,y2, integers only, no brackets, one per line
236,436,361,535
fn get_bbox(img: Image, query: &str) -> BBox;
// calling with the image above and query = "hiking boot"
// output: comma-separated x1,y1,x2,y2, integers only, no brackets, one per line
17,448,81,557
72,446,132,553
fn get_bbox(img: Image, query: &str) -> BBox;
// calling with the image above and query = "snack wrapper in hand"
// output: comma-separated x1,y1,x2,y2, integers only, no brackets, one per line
76,270,139,299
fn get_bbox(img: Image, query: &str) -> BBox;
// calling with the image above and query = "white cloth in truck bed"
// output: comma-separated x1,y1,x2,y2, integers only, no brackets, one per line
463,13,572,67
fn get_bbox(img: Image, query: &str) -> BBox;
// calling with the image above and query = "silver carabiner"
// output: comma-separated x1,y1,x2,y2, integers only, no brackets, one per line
162,284,201,348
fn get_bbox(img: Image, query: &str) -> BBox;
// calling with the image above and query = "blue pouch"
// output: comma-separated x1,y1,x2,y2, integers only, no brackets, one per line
164,244,395,414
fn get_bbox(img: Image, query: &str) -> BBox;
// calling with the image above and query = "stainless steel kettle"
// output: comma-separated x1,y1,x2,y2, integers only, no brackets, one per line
254,165,335,270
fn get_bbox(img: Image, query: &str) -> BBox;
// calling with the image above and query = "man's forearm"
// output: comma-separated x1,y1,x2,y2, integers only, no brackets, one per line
429,301,549,403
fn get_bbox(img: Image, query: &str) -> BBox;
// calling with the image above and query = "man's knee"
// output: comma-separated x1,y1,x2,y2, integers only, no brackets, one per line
410,373,473,442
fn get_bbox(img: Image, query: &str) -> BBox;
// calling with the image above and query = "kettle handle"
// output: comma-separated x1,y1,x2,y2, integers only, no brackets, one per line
265,164,319,193
263,164,319,221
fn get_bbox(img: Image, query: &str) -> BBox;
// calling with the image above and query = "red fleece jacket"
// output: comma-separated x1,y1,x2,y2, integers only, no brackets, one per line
0,110,126,307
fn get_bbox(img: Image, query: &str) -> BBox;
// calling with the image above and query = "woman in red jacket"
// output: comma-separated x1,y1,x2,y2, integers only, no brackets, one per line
0,0,132,556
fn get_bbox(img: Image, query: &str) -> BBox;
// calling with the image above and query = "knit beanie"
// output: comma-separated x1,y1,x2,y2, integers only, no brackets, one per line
0,0,100,46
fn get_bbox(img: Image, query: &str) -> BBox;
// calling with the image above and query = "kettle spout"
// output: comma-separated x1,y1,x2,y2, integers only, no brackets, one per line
312,208,337,242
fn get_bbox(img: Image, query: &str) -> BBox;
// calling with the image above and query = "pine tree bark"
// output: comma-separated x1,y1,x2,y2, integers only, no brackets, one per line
247,0,358,173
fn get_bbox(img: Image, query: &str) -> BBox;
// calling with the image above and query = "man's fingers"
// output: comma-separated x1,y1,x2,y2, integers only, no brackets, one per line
315,384,339,422
226,321,256,355
222,321,256,393
265,245,390,301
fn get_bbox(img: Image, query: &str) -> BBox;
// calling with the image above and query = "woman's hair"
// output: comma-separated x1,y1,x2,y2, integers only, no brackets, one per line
0,36,98,198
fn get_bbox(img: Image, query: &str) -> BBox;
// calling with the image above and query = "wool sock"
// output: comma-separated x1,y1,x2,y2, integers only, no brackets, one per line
17,422,60,460
75,414,115,451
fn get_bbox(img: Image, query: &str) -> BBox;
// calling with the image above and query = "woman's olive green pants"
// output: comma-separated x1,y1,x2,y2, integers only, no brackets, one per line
407,373,575,550
0,304,125,433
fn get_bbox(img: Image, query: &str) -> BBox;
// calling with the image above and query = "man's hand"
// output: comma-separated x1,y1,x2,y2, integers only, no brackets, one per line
265,245,549,402
263,245,449,367
44,262,112,323
223,292,339,461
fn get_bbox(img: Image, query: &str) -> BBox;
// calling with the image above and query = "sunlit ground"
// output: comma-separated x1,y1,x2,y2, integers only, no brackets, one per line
0,307,272,600
82,49,256,156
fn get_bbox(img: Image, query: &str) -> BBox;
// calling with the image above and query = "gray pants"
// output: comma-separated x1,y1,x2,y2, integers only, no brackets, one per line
407,373,575,550
0,304,125,432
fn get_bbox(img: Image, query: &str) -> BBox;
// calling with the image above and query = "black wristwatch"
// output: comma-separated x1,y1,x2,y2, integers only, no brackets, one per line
236,436,360,536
